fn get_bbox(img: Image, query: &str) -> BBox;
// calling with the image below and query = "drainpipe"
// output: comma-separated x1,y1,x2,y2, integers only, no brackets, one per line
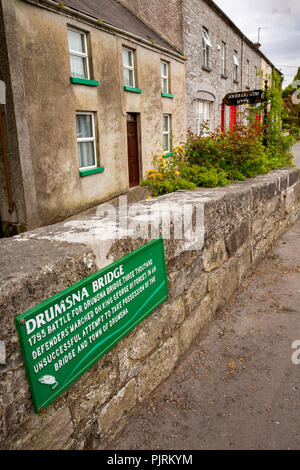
240,36,244,91
0,81,14,213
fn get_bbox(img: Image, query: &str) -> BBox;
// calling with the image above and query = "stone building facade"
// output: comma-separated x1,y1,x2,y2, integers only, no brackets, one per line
120,0,279,132
0,0,186,231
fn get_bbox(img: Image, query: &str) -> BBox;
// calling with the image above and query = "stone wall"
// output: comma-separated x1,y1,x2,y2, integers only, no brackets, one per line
183,0,263,131
0,168,299,449
118,0,184,53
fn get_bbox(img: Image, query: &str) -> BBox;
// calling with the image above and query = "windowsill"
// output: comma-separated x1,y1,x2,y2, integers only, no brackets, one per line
70,77,99,86
221,74,228,80
79,167,105,177
202,65,212,73
163,152,173,158
124,86,142,93
161,92,174,99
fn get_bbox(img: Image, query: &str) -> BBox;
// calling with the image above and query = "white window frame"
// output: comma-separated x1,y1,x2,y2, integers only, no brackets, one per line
202,28,212,68
163,114,171,153
123,47,135,88
233,51,239,82
196,100,213,136
76,112,97,170
68,27,90,80
221,41,226,75
161,60,169,94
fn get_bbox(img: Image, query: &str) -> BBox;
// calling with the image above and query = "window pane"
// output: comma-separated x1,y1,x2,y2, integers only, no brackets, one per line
197,101,204,117
124,68,134,87
68,30,85,53
161,62,168,77
76,114,93,139
202,29,212,48
78,141,95,168
163,115,169,132
162,77,168,93
123,49,133,67
70,54,88,79
163,133,169,152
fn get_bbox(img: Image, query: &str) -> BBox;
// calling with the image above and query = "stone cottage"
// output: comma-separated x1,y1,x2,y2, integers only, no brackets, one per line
120,0,280,132
0,0,187,233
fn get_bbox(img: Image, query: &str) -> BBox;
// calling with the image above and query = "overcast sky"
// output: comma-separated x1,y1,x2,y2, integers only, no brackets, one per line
213,0,300,87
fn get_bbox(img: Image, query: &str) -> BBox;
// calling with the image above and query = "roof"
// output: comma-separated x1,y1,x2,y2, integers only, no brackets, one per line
52,0,179,54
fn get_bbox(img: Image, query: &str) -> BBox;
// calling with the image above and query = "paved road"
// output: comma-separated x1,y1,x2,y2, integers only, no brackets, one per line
108,221,300,450
292,141,300,168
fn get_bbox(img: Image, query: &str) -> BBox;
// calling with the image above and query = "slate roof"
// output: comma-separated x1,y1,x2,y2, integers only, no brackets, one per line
53,0,179,54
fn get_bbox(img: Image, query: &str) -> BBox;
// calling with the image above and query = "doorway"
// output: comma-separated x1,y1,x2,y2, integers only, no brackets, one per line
126,113,140,188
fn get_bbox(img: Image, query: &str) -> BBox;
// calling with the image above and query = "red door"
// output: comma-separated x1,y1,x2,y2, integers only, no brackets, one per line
127,116,140,188
229,105,237,129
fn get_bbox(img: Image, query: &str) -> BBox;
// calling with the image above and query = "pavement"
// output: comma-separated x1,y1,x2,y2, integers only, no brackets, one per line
292,141,300,168
108,214,300,450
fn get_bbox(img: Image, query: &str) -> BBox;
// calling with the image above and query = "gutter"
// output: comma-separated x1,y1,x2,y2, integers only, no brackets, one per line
25,0,186,62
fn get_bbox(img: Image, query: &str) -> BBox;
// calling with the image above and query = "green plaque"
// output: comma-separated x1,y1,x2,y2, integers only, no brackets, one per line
15,238,168,413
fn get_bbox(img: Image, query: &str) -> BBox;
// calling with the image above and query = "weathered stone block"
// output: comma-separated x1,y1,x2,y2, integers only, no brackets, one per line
202,239,227,272
128,298,185,361
178,295,212,355
98,379,137,437
184,272,208,314
138,337,178,402
207,257,239,312
285,188,296,215
66,356,117,426
3,406,74,450
225,221,250,258
118,348,143,384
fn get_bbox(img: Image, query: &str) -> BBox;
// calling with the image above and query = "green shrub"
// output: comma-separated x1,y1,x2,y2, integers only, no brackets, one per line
141,119,295,198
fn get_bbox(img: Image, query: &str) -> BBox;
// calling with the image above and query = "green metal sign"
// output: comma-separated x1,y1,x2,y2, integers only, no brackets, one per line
15,238,168,413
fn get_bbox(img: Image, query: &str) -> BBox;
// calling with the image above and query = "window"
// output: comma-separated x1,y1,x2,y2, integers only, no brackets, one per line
161,61,169,94
76,112,97,170
246,60,250,88
68,28,89,79
123,48,135,88
233,51,239,82
221,41,226,75
196,100,213,135
202,28,212,68
162,115,171,153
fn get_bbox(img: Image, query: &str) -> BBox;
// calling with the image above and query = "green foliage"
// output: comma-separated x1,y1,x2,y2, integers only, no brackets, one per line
142,83,295,198
181,165,230,187
290,126,300,138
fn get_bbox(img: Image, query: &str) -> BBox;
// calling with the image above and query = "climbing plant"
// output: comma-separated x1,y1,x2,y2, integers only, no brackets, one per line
265,70,283,142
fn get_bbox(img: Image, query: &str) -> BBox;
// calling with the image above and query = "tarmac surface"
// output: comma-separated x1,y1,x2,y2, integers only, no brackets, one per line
107,146,300,451
292,140,300,168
